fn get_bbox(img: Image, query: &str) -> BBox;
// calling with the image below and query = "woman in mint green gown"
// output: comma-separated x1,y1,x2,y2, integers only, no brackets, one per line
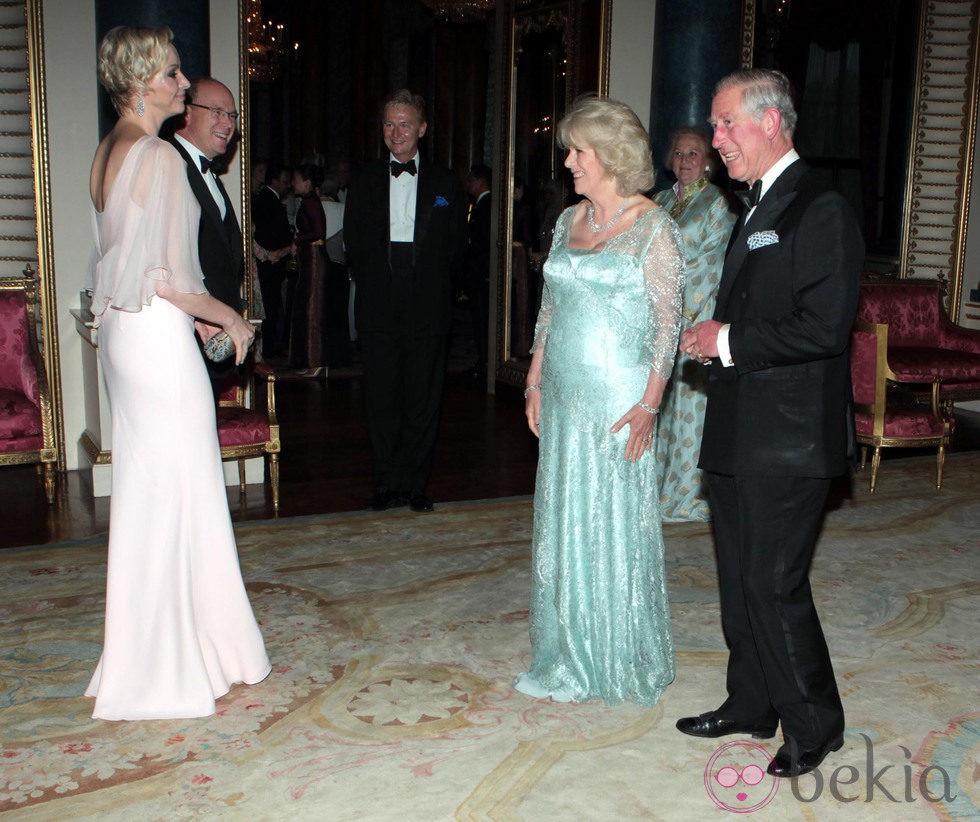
515,97,683,706
653,128,736,522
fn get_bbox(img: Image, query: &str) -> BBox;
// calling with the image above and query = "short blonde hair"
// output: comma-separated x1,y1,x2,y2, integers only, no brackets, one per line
97,26,173,115
557,95,655,195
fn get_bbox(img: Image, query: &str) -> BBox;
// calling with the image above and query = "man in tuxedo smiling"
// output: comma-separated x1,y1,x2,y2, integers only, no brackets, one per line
677,69,863,778
344,89,467,513
168,77,244,378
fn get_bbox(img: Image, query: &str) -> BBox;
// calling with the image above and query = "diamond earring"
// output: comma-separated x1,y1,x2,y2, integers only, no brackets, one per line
135,97,145,117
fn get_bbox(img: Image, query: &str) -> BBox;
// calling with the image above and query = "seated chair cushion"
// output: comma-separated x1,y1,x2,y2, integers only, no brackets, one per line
0,291,39,403
216,406,270,447
886,347,980,383
0,388,42,444
854,407,950,439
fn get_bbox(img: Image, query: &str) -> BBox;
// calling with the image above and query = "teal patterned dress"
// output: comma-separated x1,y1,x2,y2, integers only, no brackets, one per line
520,204,683,706
653,179,735,522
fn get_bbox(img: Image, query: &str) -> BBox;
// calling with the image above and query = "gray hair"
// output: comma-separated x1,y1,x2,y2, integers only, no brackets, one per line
557,95,655,195
715,69,797,135
663,126,717,177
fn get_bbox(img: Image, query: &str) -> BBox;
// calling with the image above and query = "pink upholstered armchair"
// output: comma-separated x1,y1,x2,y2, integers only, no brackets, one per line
856,277,980,406
851,320,952,492
214,361,280,514
0,276,57,502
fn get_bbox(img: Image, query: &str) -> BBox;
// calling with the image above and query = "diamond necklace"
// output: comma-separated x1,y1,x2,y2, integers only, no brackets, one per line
586,199,629,233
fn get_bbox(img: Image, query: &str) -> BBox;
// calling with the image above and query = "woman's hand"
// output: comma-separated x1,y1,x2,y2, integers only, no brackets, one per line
610,404,657,462
221,312,255,366
525,387,542,437
195,320,220,344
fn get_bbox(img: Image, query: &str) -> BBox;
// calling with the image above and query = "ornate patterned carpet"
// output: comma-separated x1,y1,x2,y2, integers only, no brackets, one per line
1,454,977,820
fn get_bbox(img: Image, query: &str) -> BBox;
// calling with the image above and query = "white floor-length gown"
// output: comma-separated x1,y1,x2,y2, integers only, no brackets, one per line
85,135,270,720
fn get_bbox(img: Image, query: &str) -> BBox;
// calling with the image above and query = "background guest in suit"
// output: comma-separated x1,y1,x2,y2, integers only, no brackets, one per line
289,164,328,377
653,127,735,521
677,69,864,779
168,77,245,379
320,171,352,368
253,162,294,358
344,89,467,513
464,163,492,381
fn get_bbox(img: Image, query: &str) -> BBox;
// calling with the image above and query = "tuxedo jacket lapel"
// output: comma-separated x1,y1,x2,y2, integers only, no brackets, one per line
170,139,233,253
715,160,807,314
414,158,434,246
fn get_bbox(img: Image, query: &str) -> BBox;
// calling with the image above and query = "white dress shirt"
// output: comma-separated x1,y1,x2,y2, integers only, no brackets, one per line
173,134,226,220
389,152,419,242
717,149,801,367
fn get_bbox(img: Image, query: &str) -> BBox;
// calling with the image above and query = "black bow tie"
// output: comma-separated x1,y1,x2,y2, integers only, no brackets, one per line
390,159,417,178
737,179,763,209
199,155,216,174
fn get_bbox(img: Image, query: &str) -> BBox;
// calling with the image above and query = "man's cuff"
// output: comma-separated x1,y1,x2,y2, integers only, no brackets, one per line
717,324,735,367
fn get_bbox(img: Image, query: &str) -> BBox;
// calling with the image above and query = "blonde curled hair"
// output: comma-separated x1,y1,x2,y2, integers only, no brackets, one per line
557,95,655,195
97,25,173,115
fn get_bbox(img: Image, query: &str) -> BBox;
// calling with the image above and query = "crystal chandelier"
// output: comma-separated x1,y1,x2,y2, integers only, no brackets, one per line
246,0,292,83
421,0,496,23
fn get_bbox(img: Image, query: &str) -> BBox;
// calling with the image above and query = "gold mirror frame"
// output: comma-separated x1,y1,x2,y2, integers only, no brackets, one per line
494,0,611,387
25,0,65,470
741,0,980,320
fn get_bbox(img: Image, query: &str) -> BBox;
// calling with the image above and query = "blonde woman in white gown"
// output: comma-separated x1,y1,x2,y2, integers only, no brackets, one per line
85,25,270,720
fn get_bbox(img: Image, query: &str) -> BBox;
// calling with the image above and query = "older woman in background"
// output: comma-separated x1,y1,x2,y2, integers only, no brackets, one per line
516,96,684,706
653,127,735,522
290,163,328,377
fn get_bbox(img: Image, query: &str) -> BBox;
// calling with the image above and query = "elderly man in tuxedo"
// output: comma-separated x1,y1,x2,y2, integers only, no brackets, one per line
344,89,467,513
168,77,244,378
676,69,863,778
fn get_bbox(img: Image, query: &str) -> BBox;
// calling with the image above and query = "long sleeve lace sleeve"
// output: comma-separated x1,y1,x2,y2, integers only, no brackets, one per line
641,212,684,380
530,207,573,353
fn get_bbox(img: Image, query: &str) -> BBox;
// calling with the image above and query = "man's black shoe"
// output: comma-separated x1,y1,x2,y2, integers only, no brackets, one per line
409,494,434,513
767,734,843,778
676,711,777,739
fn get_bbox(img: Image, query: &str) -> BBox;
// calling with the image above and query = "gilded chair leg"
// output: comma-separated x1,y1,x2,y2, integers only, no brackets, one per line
869,446,882,493
41,462,55,504
269,453,280,516
238,459,246,494
936,443,946,489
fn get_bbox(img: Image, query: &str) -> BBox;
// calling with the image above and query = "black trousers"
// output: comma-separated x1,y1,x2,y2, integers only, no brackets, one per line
257,260,286,355
360,245,447,496
706,472,845,749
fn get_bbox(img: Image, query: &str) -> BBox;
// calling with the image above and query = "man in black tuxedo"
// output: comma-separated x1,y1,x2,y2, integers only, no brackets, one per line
677,69,863,778
464,164,492,381
168,77,244,378
344,89,467,513
253,163,294,358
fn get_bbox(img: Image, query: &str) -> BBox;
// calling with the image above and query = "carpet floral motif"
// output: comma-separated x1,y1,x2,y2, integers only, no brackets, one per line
0,457,978,820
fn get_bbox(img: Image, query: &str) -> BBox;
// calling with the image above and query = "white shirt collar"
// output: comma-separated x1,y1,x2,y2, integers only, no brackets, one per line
173,134,209,174
757,148,801,200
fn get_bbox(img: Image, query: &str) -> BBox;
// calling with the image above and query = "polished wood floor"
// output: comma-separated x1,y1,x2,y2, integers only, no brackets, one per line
3,361,978,550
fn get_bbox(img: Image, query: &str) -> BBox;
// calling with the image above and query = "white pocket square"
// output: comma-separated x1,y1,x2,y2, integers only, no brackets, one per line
747,230,779,250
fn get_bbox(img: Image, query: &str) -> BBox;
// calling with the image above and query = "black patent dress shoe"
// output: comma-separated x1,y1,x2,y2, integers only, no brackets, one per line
408,494,434,512
676,711,777,739
767,734,844,778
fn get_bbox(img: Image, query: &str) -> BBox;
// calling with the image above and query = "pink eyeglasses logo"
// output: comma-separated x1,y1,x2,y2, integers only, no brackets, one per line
704,740,780,813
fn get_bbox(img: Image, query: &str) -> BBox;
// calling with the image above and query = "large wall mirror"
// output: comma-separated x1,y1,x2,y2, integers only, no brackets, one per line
742,0,980,320
495,0,611,386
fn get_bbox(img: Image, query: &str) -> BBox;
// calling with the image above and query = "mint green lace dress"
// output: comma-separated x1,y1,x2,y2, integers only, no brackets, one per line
520,204,683,706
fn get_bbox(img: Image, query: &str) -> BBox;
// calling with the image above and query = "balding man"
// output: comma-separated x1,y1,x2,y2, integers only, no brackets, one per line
168,77,244,377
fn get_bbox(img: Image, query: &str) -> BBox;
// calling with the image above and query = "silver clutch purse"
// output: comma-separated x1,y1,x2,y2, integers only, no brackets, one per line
203,331,235,362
